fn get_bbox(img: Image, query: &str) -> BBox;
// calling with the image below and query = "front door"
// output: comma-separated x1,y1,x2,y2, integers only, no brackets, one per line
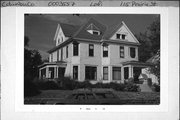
133,67,141,83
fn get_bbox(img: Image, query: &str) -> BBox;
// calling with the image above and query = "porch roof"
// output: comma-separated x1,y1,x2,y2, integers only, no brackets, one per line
38,61,67,68
122,61,154,68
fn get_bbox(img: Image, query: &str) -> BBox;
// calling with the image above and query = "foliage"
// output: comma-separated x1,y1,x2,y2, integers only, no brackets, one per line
24,36,43,81
24,80,41,97
136,16,160,62
36,77,140,92
24,36,43,96
152,84,160,92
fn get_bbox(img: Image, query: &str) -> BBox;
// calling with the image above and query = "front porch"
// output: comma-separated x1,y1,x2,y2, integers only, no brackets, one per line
122,61,154,83
39,61,67,79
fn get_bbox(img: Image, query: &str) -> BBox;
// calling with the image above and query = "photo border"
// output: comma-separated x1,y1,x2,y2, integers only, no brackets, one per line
15,7,168,112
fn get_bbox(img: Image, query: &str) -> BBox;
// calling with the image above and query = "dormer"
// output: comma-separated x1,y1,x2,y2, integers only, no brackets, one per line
86,23,101,35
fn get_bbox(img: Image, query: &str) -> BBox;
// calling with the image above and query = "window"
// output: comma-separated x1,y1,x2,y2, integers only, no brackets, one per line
73,42,79,56
61,48,63,60
124,67,129,79
85,66,97,80
120,46,124,58
103,45,108,57
50,53,53,62
130,47,136,58
116,34,126,39
66,46,68,58
122,34,126,39
116,34,120,39
103,67,108,80
89,44,94,56
73,66,78,79
112,67,121,80
57,50,59,61
93,31,99,35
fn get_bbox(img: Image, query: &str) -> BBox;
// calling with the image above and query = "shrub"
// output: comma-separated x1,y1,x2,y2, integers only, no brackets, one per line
40,81,59,90
124,83,140,92
24,80,41,97
152,84,160,92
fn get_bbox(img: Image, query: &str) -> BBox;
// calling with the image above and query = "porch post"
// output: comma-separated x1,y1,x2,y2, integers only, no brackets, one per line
46,67,49,78
39,68,41,79
128,65,134,78
57,67,59,78
54,67,56,78
121,67,124,83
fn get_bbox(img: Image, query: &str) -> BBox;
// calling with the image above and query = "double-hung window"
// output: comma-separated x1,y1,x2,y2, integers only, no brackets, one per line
112,67,121,80
103,67,108,80
73,66,78,79
120,46,124,58
89,44,94,56
73,42,79,56
103,45,108,57
130,47,136,58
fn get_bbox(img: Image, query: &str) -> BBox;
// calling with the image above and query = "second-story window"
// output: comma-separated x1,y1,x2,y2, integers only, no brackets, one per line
66,46,68,58
73,42,79,56
116,33,126,40
130,47,136,58
103,45,108,57
61,48,63,60
120,46,124,58
57,50,59,61
89,44,94,56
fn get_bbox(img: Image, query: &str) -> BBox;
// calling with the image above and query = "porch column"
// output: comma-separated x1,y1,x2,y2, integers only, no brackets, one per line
57,67,59,78
121,67,124,83
128,65,134,78
46,67,49,78
54,67,56,78
39,68,41,79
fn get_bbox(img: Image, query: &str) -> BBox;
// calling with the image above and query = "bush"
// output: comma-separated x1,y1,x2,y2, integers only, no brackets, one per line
152,84,160,92
124,83,140,92
24,80,41,97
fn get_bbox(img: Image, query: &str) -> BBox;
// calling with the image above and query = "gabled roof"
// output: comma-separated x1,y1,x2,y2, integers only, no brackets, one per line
73,18,107,41
60,23,80,37
103,21,139,43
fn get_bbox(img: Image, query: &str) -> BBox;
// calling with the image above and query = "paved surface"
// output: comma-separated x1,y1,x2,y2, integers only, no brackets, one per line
139,84,153,92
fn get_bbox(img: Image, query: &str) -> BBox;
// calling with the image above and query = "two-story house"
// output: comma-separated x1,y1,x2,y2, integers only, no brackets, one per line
39,18,151,84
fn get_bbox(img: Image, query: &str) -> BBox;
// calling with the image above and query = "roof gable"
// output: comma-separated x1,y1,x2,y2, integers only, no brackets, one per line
103,21,139,43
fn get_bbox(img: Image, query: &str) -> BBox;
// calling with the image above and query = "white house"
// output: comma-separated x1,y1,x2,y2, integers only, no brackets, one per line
39,18,153,84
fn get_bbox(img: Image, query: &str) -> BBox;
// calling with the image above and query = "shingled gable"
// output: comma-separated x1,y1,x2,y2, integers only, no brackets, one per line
73,18,107,40
103,21,140,44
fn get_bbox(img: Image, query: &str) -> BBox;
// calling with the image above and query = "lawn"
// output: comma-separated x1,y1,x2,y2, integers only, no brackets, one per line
25,90,160,105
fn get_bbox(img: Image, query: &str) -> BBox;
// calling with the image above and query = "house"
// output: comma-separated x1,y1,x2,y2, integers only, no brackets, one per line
39,18,152,84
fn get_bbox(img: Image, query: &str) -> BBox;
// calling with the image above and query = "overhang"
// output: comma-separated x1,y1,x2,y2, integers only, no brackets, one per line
122,61,154,68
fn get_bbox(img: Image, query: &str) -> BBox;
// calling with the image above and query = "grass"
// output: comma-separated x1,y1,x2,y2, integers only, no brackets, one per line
25,90,160,105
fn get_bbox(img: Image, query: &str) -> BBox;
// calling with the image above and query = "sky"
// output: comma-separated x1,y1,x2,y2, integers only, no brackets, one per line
25,14,159,60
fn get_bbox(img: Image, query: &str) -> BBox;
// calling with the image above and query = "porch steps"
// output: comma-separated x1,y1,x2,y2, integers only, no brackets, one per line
139,84,153,92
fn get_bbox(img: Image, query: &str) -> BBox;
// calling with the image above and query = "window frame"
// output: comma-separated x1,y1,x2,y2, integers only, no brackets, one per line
103,45,108,57
120,46,125,58
112,67,121,80
66,46,68,58
89,44,94,57
85,66,97,80
61,48,63,60
73,42,79,56
103,67,108,80
73,66,78,80
130,47,136,58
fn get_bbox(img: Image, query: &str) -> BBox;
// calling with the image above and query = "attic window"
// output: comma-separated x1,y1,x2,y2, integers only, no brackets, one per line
93,30,100,35
116,34,126,40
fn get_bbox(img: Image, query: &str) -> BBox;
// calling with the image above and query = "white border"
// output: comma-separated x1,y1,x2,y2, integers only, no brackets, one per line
14,7,169,112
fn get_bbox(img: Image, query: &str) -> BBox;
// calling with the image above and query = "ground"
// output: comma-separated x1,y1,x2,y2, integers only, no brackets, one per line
25,90,160,105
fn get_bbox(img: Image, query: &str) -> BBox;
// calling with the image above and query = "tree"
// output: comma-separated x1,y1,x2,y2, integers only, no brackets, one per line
137,16,160,62
24,36,42,81
136,16,160,83
24,36,42,97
